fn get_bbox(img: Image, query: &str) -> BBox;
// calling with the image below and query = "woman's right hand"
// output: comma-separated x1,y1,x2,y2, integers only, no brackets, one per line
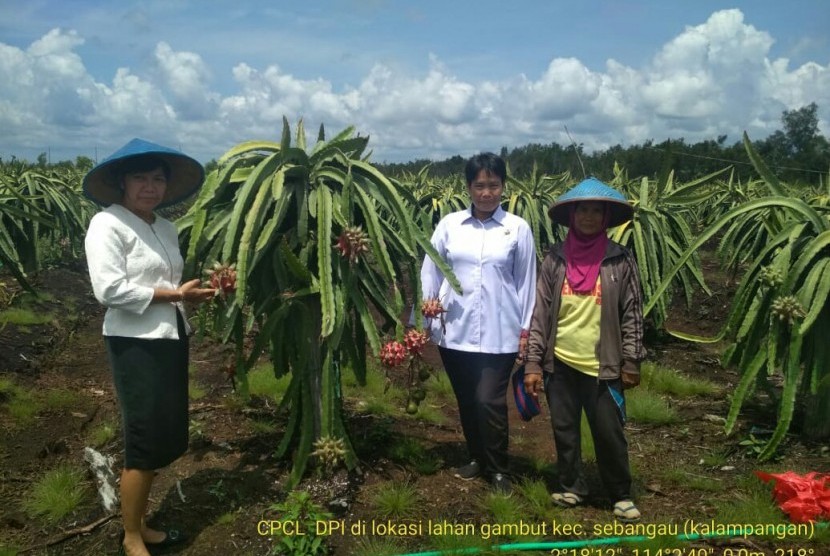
178,278,216,305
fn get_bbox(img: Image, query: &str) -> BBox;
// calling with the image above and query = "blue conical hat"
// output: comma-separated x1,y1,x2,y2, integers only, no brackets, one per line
82,138,204,209
548,177,633,228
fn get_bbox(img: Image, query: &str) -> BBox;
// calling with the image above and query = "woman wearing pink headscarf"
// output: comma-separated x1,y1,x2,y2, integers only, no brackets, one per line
523,178,646,522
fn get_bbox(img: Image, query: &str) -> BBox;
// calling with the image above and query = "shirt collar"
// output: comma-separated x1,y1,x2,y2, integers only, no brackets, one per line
464,204,507,225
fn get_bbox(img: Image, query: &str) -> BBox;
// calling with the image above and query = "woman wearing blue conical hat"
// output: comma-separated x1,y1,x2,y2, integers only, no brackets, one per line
523,177,647,523
83,139,216,556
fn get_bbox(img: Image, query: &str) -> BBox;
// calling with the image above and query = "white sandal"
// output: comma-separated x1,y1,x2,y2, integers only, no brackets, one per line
614,499,641,522
551,492,583,508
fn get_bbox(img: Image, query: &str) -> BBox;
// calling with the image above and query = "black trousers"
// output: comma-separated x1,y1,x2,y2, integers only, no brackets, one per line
545,360,632,500
438,347,516,476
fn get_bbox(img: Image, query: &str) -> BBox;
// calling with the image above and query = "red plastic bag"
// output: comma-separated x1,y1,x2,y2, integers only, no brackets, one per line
755,470,830,523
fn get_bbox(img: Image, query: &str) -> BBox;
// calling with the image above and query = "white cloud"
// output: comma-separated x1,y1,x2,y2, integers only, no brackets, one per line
0,10,828,164
153,42,217,121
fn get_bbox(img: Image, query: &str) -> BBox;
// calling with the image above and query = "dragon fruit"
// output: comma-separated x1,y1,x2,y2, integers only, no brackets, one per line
335,225,370,264
420,298,444,319
403,329,429,356
379,340,408,367
205,262,237,295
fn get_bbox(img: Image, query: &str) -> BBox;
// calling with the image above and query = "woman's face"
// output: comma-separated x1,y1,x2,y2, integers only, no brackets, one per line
572,201,606,236
121,167,167,215
467,169,504,215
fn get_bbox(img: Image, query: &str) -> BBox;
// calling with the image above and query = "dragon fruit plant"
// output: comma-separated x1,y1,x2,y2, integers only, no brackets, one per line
178,119,461,487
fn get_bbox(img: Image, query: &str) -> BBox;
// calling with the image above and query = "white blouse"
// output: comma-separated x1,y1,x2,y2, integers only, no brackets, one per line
420,206,537,354
85,204,188,339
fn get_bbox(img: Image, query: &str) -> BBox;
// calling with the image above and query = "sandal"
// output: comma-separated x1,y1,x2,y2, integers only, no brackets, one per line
613,500,641,522
551,492,583,508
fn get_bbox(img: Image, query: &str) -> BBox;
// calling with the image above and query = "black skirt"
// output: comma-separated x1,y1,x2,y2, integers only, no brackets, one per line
105,311,189,470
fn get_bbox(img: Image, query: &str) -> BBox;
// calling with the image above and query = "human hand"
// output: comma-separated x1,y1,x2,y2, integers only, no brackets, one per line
523,364,544,401
178,278,217,305
621,371,640,390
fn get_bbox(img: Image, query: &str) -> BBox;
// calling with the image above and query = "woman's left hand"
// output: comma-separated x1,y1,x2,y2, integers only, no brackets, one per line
179,279,216,305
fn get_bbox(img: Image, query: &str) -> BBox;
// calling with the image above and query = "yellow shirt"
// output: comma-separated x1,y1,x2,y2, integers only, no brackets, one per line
554,277,602,376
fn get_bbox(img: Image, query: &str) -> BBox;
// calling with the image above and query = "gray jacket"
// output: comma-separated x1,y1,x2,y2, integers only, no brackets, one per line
525,240,647,379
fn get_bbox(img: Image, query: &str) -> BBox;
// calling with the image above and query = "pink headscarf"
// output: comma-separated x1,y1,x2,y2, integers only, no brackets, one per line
563,203,609,293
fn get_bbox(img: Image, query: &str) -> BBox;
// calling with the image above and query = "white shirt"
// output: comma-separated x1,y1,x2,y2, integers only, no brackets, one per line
420,206,537,354
85,203,187,339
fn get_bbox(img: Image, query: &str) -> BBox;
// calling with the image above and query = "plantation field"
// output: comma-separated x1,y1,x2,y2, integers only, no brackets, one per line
1,255,828,556
1,122,829,555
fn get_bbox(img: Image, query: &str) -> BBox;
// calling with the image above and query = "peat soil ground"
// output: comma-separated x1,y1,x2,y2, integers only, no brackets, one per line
1,256,828,556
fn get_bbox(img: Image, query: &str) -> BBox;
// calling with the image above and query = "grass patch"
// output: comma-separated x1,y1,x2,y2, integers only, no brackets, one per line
429,526,489,552
0,377,15,398
526,453,555,475
189,380,207,400
351,537,405,556
477,492,543,542
246,362,291,402
15,291,55,304
0,544,21,556
808,521,830,545
387,437,442,475
215,511,239,525
426,371,455,401
344,365,404,417
0,307,54,326
189,418,206,443
516,479,554,520
23,465,88,523
627,389,678,424
700,448,729,468
580,412,595,462
249,419,278,434
368,482,422,519
409,402,446,425
2,381,83,424
88,421,118,447
344,364,447,424
478,491,525,525
715,477,787,539
0,379,42,426
41,388,81,411
658,466,724,492
640,362,719,397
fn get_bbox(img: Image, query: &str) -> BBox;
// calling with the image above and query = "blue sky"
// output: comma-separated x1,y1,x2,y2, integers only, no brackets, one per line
0,0,828,164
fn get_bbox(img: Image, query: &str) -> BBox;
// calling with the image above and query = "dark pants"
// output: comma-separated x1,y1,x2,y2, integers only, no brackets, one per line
438,347,516,476
545,360,631,500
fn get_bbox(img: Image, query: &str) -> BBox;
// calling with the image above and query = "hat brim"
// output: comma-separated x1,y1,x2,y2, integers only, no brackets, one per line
548,198,634,228
83,143,204,209
512,365,541,422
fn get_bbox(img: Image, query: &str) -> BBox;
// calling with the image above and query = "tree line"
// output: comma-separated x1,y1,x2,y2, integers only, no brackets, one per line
378,103,829,186
4,104,828,187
